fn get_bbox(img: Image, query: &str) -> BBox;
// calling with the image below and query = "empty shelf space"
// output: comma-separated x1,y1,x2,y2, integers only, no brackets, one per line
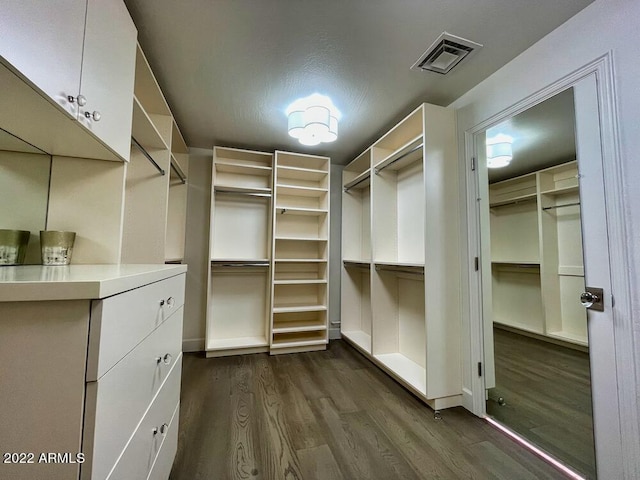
271,330,328,349
374,135,423,173
273,279,327,285
272,304,327,314
211,259,270,267
275,258,327,263
374,353,426,394
272,323,326,334
343,260,371,269
342,330,372,354
344,169,371,191
277,165,328,181
374,262,424,275
207,336,269,351
540,185,580,196
276,207,328,216
491,260,540,267
489,193,537,208
132,96,170,150
276,184,328,197
275,236,327,242
215,160,272,176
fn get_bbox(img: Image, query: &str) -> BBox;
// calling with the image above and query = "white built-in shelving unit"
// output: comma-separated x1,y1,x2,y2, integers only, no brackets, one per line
271,151,330,354
489,161,587,346
341,103,462,410
206,147,274,357
121,44,189,265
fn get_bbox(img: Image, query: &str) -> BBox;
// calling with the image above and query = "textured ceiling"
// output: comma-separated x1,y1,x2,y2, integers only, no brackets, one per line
124,0,593,165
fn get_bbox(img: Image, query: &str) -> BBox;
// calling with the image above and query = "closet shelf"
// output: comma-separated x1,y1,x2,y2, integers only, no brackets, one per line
273,279,327,285
164,258,183,265
343,260,371,269
215,160,272,176
374,261,424,275
211,259,270,267
374,135,423,173
207,336,269,351
489,192,537,208
275,236,328,242
170,156,187,183
546,331,588,347
132,96,170,150
343,169,371,191
374,353,426,394
491,260,540,266
277,165,328,181
540,185,579,196
275,258,327,263
276,184,328,197
276,207,328,216
272,304,327,314
342,331,372,354
272,322,327,334
271,337,328,349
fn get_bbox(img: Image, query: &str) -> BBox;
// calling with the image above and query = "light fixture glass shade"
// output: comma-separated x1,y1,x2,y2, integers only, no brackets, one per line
286,94,341,146
486,134,513,169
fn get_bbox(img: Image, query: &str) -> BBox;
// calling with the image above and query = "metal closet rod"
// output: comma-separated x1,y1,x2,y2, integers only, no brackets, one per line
344,172,371,192
170,159,187,184
375,143,423,174
214,188,271,198
131,137,165,176
543,201,581,211
211,261,269,267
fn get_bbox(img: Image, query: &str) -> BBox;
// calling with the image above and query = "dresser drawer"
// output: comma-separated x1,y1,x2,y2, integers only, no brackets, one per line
106,358,181,480
87,273,185,381
147,403,179,480
82,308,183,480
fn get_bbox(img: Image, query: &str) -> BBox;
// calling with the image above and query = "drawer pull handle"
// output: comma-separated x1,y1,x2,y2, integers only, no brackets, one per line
166,297,175,308
160,423,169,435
156,353,172,365
152,426,159,436
159,299,165,307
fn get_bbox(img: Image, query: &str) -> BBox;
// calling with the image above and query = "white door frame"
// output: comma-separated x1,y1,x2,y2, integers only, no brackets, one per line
462,53,638,478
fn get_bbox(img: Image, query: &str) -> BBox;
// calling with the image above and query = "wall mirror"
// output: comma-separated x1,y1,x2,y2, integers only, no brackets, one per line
477,87,597,478
0,127,51,264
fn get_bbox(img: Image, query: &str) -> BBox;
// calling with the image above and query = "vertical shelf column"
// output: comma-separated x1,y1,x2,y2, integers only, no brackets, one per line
206,147,273,357
271,151,330,354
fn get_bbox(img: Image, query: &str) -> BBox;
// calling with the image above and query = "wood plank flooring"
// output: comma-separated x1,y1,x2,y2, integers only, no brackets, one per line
170,340,566,480
487,328,595,479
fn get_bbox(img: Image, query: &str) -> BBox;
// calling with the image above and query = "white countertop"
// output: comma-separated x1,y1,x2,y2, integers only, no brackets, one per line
0,264,187,302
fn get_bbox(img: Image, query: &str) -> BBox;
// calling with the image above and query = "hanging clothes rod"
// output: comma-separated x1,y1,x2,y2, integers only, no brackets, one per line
170,158,187,184
131,137,165,176
214,188,271,198
543,202,581,211
211,261,269,267
375,142,423,174
343,172,371,192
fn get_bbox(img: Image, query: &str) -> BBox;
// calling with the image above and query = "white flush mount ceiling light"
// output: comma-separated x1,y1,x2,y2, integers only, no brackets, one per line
286,94,341,146
486,134,514,168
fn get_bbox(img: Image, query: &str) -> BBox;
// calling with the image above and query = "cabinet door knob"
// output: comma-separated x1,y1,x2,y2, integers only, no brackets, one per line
160,423,169,435
166,297,175,308
159,299,165,306
84,110,101,121
163,353,172,365
152,426,159,435
67,94,87,106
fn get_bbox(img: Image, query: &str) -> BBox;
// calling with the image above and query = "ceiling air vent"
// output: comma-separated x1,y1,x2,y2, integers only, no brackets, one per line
411,32,482,75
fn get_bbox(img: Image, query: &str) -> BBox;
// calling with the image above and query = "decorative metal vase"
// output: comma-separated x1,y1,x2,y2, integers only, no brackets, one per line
40,231,76,266
0,229,31,265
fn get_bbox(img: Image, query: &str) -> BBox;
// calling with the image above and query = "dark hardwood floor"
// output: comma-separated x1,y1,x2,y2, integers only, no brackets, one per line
170,340,567,480
487,328,596,479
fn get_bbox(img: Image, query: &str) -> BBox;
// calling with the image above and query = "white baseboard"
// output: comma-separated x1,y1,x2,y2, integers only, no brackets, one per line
329,327,341,340
182,337,205,352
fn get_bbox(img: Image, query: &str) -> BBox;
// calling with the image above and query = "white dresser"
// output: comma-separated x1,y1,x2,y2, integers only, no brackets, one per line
0,264,186,480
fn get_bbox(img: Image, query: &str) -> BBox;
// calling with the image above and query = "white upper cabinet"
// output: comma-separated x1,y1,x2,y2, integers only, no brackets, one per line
0,0,86,118
0,0,137,161
79,0,137,160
